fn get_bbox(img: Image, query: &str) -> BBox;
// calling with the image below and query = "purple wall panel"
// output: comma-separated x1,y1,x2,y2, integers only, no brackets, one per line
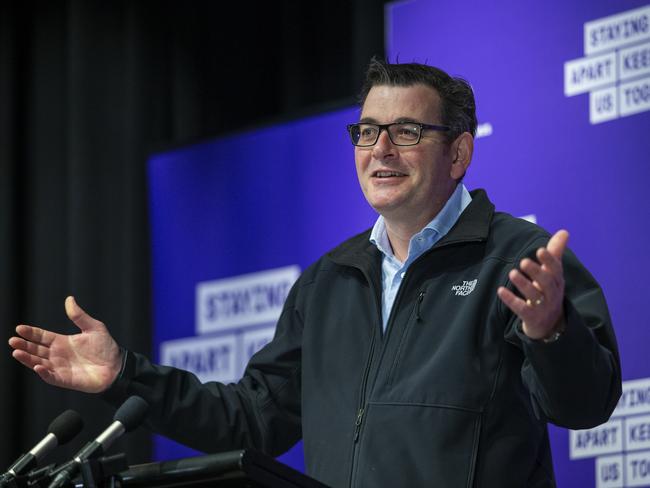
148,1,650,485
388,1,650,486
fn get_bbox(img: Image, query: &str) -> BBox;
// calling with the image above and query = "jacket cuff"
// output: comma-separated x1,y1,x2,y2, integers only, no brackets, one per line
515,298,594,359
100,347,135,407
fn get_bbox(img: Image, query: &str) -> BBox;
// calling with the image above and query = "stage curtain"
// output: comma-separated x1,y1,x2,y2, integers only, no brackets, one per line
0,0,385,467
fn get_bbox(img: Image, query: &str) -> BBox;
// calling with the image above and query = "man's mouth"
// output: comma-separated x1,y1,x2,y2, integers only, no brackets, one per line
373,171,407,178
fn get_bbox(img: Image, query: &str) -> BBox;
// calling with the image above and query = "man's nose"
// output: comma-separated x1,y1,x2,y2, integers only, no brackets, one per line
372,129,396,159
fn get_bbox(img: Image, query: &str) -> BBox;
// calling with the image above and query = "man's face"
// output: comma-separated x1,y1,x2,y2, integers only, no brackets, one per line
355,84,460,223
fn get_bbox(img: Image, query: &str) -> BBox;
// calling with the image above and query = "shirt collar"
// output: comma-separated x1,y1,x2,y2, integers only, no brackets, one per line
369,183,471,260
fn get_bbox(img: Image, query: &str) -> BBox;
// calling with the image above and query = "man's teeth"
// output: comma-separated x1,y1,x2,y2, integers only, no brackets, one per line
375,171,404,177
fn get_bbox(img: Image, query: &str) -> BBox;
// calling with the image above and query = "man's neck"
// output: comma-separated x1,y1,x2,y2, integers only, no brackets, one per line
383,208,441,262
381,186,460,262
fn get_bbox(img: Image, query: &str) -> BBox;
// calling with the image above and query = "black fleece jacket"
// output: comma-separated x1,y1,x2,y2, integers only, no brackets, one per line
104,189,621,487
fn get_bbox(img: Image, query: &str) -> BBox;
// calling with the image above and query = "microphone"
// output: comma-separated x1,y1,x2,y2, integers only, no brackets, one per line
47,396,148,488
0,410,83,486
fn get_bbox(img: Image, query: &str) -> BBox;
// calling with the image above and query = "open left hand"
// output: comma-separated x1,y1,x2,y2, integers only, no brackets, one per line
497,230,569,340
8,296,122,393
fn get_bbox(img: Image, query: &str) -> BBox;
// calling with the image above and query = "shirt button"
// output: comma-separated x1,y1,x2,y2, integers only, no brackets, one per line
401,272,405,278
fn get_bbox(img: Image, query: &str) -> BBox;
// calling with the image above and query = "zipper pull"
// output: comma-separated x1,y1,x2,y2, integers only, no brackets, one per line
416,291,425,322
353,408,365,443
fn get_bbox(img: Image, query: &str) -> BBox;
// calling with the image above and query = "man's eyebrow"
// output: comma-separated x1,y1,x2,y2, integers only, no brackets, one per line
359,117,378,124
358,117,423,124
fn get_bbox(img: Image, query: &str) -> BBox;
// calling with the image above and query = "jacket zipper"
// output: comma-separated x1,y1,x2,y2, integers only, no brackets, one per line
348,325,376,487
347,261,427,486
353,331,375,442
353,408,364,442
415,291,425,322
345,238,483,487
348,268,381,488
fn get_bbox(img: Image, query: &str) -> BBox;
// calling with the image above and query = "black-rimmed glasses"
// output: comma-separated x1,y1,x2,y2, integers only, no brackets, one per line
346,122,450,147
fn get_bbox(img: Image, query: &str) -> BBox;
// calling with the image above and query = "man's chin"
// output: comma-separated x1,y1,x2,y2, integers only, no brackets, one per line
367,199,406,217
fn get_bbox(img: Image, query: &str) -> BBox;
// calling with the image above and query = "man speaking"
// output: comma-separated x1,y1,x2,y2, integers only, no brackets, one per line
8,59,621,487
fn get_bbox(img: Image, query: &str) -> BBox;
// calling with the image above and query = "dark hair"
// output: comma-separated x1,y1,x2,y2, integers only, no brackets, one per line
359,58,477,142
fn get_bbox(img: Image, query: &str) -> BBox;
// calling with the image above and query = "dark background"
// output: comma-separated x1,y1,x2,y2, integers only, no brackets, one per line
0,0,387,468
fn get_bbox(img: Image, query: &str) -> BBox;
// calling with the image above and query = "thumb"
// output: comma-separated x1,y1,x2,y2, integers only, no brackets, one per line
547,229,569,260
65,296,104,332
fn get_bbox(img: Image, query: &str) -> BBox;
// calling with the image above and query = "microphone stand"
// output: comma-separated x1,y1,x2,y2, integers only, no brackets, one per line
20,454,127,488
78,453,128,488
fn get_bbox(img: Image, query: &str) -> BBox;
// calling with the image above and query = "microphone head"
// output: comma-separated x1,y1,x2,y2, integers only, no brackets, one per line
47,410,84,445
114,396,149,432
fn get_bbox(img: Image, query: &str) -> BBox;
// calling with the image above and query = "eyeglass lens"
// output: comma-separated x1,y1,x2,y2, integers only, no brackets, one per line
351,123,421,146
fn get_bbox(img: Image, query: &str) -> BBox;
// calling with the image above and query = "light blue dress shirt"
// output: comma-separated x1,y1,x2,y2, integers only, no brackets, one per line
369,184,472,331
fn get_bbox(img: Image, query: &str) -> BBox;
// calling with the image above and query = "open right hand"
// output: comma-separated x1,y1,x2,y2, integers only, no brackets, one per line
8,296,123,393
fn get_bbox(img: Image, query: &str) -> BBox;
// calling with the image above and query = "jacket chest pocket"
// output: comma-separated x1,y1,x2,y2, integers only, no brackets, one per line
382,283,500,408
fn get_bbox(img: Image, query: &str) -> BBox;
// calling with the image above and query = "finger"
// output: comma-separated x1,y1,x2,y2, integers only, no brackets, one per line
15,324,58,347
546,230,569,260
8,336,50,359
508,269,544,302
536,247,563,279
520,258,556,293
12,349,51,370
65,296,104,332
497,286,534,322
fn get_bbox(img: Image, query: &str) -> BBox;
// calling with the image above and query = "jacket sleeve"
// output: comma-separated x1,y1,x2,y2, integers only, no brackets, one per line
101,282,304,456
504,239,622,430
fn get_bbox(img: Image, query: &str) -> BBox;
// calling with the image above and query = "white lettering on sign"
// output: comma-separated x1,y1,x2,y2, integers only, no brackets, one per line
584,5,650,56
590,86,619,124
597,455,624,488
160,334,238,384
619,41,650,81
569,378,650,487
564,5,650,124
619,76,650,117
626,415,650,452
625,450,650,487
196,265,300,334
570,419,624,459
613,378,650,418
565,52,617,96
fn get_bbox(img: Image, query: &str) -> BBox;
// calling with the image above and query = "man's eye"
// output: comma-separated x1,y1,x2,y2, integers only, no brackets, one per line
398,126,418,137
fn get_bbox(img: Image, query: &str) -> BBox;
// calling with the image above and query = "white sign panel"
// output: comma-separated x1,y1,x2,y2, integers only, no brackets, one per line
613,378,650,418
625,450,650,487
196,265,300,334
570,378,650,487
590,86,619,124
597,455,625,488
619,76,650,116
160,334,238,384
160,266,300,386
619,41,650,81
564,52,617,96
564,5,650,124
571,419,624,459
584,5,650,55
626,415,650,452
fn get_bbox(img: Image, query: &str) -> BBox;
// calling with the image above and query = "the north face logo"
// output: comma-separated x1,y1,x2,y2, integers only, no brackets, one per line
451,279,477,296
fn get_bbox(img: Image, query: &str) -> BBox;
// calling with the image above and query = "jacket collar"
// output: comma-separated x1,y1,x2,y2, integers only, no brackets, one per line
327,189,494,270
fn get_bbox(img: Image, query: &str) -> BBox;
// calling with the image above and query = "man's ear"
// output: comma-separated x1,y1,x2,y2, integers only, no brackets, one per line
450,132,473,180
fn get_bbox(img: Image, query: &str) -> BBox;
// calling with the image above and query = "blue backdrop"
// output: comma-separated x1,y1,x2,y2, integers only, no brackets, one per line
386,2,649,486
148,1,650,486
